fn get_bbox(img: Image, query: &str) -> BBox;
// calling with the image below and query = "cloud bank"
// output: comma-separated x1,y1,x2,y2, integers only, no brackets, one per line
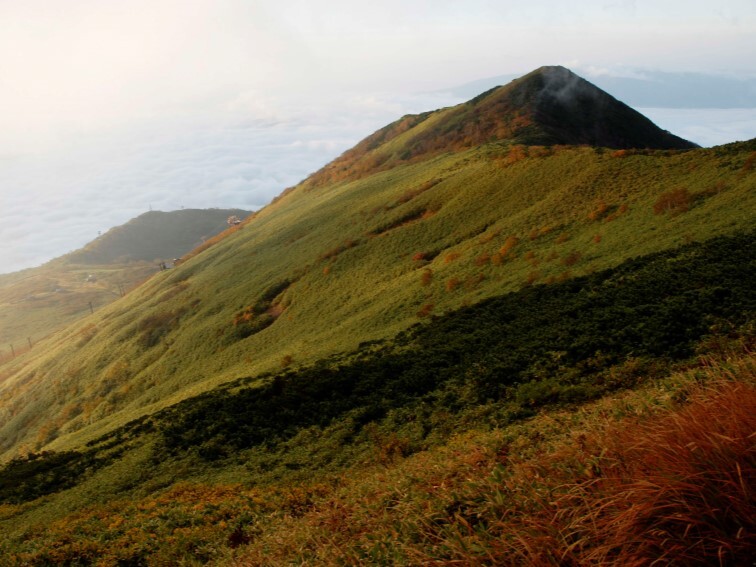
0,90,460,273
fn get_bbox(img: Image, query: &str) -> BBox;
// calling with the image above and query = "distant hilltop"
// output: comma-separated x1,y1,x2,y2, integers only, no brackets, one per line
66,208,252,265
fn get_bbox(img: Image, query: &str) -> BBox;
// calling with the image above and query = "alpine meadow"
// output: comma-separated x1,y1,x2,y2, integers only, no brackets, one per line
0,66,754,565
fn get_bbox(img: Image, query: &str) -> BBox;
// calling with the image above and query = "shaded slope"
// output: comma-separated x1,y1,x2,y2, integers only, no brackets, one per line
67,208,250,264
2,231,753,499
514,66,700,148
304,66,697,188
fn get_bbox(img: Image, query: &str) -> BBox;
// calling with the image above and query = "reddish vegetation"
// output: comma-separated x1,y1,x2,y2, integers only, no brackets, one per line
499,235,519,257
499,378,756,565
420,268,433,286
743,151,756,172
416,303,434,318
231,363,756,565
445,278,460,292
525,270,541,285
587,200,609,221
504,144,528,165
562,251,582,266
654,187,692,216
301,81,541,188
474,252,490,266
267,304,285,319
302,113,434,189
5,362,753,565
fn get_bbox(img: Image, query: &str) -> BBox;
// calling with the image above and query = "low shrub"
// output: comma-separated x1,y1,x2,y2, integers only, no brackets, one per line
653,187,692,216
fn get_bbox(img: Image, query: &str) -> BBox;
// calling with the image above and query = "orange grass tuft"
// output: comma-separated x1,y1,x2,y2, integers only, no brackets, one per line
486,366,756,565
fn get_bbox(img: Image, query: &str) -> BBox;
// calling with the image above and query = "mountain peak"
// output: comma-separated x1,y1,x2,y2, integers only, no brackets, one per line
303,66,697,188
477,65,698,148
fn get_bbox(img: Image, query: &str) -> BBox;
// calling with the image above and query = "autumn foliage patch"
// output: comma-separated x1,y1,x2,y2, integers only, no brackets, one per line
653,187,692,216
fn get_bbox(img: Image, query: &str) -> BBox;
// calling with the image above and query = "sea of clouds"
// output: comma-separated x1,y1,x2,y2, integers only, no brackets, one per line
0,90,458,273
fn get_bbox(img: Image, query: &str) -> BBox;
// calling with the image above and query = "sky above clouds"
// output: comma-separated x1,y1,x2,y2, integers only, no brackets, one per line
1,0,755,273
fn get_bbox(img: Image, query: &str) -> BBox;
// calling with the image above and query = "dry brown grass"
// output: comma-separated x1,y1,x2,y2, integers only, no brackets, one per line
499,235,519,258
653,187,692,216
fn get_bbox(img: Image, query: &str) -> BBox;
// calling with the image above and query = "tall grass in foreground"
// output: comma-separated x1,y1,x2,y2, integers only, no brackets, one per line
488,358,756,566
235,354,754,566
1,353,752,565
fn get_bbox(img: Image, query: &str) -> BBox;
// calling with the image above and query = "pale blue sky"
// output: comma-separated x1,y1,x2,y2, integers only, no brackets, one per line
0,0,754,273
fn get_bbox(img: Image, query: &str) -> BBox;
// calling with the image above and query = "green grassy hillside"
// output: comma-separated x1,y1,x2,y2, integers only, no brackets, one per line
0,231,753,565
0,262,155,361
0,140,753,460
0,67,753,564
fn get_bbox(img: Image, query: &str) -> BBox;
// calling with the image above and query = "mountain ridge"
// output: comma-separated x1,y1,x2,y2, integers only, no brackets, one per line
0,70,749,462
302,66,697,189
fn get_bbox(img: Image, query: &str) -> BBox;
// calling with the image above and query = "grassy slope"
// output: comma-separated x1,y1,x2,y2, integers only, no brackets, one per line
0,141,753,460
0,209,248,369
0,135,751,563
0,262,158,359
